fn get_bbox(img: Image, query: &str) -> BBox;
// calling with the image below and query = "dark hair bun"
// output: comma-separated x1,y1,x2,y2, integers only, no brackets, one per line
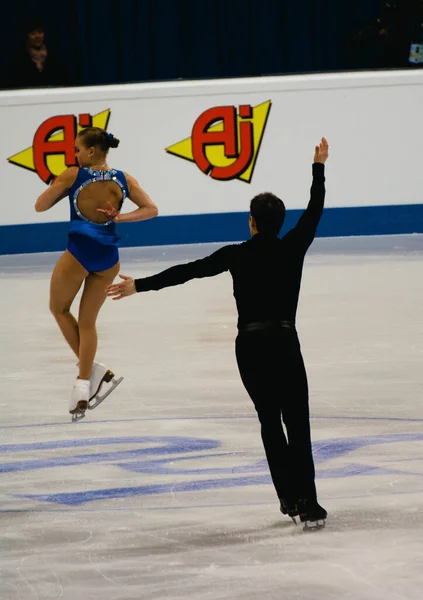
78,127,120,153
108,136,120,149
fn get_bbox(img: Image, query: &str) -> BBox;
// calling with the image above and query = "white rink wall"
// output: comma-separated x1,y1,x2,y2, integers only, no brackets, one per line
1,70,423,253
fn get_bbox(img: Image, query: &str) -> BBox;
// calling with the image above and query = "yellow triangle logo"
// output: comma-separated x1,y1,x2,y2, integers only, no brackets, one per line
166,101,271,183
8,109,111,179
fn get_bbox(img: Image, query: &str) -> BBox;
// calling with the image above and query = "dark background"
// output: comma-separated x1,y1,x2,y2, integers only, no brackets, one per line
2,0,423,89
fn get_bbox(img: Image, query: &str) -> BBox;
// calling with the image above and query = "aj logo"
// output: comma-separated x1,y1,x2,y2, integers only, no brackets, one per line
7,109,111,184
166,101,271,183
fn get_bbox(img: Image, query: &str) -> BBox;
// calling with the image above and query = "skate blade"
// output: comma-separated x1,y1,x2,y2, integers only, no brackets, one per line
302,519,326,531
89,370,115,401
70,400,88,422
280,507,298,525
88,376,124,410
71,411,86,422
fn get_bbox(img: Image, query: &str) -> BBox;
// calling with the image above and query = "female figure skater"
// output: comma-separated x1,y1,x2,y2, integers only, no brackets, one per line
35,127,158,418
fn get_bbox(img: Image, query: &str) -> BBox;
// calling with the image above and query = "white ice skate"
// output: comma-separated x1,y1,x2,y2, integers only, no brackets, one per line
87,361,124,412
69,378,90,422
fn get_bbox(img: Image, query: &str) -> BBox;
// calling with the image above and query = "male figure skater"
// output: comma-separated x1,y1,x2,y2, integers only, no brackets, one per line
106,138,329,526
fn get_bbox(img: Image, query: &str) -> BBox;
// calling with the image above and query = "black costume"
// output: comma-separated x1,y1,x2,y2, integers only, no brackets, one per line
135,163,326,516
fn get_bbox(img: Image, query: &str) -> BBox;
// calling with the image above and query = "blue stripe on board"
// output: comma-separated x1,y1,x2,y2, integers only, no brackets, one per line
1,204,423,255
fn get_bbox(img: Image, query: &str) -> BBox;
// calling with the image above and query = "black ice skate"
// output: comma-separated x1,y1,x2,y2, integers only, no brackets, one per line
297,499,327,530
279,497,299,525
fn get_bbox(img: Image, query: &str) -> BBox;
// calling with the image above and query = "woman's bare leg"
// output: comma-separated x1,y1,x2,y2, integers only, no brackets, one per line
77,262,120,380
49,251,88,357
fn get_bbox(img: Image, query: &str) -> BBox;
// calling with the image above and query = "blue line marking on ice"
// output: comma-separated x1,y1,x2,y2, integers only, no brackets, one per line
7,432,423,505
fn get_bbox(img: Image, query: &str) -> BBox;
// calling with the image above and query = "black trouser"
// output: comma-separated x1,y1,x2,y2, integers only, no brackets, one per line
235,326,317,503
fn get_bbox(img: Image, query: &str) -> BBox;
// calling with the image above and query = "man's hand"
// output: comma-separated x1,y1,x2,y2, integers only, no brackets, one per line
314,137,329,164
106,274,136,300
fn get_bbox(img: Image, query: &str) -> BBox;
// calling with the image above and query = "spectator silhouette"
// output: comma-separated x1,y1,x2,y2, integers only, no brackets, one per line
349,1,412,69
4,18,69,89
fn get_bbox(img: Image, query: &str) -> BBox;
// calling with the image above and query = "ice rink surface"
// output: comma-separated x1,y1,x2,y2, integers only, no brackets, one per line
1,234,423,600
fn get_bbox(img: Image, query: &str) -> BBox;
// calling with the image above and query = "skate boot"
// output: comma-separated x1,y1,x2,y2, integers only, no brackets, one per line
87,361,124,412
297,499,327,530
69,378,90,422
279,496,298,524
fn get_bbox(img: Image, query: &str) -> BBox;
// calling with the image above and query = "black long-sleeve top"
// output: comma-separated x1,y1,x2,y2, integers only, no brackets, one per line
135,163,325,329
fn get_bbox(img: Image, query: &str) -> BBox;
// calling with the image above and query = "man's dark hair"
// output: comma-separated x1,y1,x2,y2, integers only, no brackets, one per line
22,18,44,37
250,192,286,237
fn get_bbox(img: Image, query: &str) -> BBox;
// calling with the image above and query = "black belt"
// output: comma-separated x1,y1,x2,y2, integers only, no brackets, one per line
239,320,294,333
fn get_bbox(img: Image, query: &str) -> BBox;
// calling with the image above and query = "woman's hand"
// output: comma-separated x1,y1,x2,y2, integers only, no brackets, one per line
97,201,121,222
106,274,136,300
313,137,329,164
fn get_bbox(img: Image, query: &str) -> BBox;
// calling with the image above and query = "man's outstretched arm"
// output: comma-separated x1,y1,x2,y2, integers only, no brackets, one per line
287,137,329,249
106,245,236,300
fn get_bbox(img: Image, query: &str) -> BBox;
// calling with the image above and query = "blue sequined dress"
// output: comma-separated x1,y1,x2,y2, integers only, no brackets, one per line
67,168,129,272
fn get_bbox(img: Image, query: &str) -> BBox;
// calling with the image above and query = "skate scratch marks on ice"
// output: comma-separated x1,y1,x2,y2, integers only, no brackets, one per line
329,562,412,600
316,398,338,409
88,551,129,591
41,555,64,600
143,530,178,545
16,556,40,600
2,581,19,596
125,386,149,410
169,481,179,504
308,358,423,366
68,529,93,548
366,477,404,497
